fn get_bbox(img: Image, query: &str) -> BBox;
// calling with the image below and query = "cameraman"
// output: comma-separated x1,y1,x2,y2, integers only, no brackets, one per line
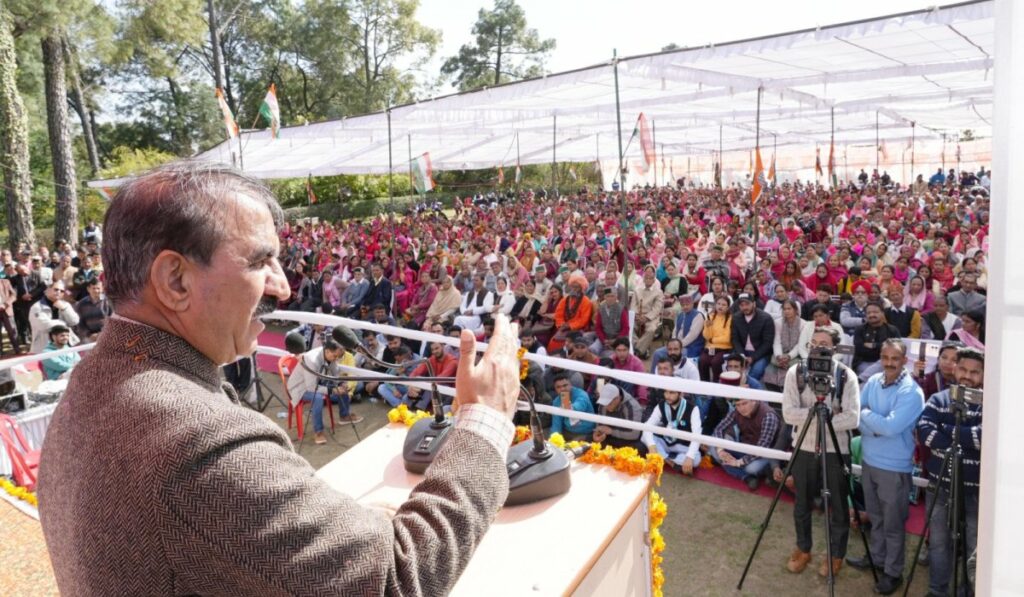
287,337,360,445
916,347,984,597
781,327,861,577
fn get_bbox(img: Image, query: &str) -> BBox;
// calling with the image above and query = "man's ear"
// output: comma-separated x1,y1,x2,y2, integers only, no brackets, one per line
149,250,194,312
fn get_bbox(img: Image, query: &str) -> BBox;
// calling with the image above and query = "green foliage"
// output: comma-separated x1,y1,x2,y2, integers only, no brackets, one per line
441,0,555,91
98,146,178,179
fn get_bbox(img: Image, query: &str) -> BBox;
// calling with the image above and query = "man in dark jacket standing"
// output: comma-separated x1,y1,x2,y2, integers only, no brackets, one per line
731,293,775,384
361,261,393,314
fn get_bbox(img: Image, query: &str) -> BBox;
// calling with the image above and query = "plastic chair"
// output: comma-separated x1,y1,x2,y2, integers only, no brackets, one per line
0,414,41,491
277,354,334,442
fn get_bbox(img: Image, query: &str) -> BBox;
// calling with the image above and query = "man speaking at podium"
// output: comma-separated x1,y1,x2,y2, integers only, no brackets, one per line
38,163,519,596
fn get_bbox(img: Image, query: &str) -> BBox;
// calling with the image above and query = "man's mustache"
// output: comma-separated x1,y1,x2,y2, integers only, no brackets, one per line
254,296,279,317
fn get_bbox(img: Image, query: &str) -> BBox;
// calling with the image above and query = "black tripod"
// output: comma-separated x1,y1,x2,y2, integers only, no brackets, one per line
903,404,971,597
738,393,877,596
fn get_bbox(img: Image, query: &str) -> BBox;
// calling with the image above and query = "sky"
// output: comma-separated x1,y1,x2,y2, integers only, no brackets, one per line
416,0,942,93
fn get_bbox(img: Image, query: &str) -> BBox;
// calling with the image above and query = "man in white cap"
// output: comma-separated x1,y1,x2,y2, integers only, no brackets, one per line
591,381,644,452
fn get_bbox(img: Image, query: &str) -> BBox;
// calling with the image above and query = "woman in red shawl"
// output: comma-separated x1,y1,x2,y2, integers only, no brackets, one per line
804,263,835,294
930,254,956,293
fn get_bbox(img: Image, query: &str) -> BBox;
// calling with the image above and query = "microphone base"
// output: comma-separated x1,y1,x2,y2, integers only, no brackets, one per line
402,416,453,474
504,440,572,506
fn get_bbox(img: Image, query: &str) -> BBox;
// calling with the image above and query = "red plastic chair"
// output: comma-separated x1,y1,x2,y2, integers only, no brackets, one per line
277,354,334,442
0,414,41,491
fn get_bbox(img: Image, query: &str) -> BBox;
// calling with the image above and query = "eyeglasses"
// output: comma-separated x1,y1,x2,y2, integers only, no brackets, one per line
806,341,831,349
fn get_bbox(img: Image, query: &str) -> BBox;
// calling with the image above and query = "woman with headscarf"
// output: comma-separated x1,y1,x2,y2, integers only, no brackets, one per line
420,274,462,331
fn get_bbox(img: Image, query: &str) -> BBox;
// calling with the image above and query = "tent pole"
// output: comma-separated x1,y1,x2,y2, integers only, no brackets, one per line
830,106,835,189
407,133,413,192
551,113,557,198
719,124,723,189
651,118,657,187
613,50,626,196
515,132,521,199
387,108,394,206
773,133,777,187
876,111,880,171
612,49,631,334
752,86,761,276
911,121,916,183
942,133,947,172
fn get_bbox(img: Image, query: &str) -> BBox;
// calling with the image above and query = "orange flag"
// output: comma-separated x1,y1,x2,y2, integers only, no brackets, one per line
752,148,766,204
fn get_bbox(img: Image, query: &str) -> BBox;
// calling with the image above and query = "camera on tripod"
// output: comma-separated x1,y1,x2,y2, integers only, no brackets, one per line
950,384,983,405
805,346,836,397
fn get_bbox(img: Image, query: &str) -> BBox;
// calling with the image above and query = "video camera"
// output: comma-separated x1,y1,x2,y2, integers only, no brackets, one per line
950,384,983,405
805,345,836,398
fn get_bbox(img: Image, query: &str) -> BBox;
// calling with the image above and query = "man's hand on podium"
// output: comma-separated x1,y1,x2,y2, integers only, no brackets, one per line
455,313,521,418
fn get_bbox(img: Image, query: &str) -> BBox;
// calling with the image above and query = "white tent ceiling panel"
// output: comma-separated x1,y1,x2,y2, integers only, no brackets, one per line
87,1,993,188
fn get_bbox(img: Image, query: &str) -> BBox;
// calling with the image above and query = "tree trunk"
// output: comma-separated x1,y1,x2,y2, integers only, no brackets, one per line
494,27,502,86
0,9,36,252
42,32,79,245
64,39,100,175
207,0,233,111
165,76,189,153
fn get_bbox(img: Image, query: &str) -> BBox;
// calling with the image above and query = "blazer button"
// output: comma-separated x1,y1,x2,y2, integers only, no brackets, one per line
133,353,147,363
125,335,142,348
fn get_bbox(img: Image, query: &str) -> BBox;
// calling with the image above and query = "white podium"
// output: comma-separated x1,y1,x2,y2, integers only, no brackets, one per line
316,425,653,596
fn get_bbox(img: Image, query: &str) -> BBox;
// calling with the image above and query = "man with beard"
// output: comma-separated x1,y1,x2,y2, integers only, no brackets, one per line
594,286,628,356
643,389,701,475
548,273,594,354
853,302,902,381
730,293,775,384
916,347,984,597
651,338,700,381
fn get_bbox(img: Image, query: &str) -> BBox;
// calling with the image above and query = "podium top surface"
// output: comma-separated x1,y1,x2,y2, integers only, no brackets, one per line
316,425,651,596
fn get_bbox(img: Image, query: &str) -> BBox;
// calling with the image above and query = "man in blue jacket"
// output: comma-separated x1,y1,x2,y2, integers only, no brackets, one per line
549,372,595,440
846,338,924,594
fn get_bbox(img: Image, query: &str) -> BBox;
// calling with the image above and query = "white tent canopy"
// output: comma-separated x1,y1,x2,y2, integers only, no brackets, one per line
90,0,994,187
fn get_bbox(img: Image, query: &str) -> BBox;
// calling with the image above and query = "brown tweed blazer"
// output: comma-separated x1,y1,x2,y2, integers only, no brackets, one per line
38,317,508,595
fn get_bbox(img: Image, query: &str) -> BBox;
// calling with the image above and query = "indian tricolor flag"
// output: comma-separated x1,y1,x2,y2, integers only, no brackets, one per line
411,152,434,194
216,88,238,140
497,165,504,185
259,83,280,138
752,147,766,204
768,153,776,185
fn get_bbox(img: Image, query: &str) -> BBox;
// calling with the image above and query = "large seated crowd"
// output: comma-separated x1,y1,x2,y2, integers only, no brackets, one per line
0,165,989,595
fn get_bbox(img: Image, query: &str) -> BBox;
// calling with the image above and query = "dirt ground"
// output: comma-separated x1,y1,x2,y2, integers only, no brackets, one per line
254,373,933,597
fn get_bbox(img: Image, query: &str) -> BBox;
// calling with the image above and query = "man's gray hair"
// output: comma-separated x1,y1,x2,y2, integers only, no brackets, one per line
102,161,283,307
812,326,841,347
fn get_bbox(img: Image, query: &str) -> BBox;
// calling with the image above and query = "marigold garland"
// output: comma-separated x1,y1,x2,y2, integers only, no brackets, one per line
387,403,436,427
515,429,667,594
0,477,38,507
517,347,529,380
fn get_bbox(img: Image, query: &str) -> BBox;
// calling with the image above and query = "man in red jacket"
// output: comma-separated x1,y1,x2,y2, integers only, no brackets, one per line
405,341,459,411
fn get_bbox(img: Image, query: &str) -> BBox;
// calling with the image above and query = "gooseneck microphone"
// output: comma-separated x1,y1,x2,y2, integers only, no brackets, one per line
504,384,578,507
332,325,454,472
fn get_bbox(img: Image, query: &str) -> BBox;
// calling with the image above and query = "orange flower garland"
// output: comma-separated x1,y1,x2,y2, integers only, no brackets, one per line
515,430,667,595
517,347,529,380
387,403,436,427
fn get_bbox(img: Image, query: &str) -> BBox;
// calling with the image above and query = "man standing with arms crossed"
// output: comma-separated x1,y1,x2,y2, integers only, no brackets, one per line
846,339,924,594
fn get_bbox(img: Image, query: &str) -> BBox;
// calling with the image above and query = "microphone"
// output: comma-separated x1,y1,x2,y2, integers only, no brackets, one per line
504,383,575,507
286,325,456,474
331,325,362,352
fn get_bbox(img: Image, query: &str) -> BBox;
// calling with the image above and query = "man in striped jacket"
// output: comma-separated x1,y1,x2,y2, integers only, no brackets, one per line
916,346,984,597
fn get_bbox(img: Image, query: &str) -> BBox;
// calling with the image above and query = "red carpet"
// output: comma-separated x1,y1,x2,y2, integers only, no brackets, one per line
256,330,288,373
680,464,927,536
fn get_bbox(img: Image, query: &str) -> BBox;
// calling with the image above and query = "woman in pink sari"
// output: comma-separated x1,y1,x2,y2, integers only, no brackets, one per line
947,309,985,350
